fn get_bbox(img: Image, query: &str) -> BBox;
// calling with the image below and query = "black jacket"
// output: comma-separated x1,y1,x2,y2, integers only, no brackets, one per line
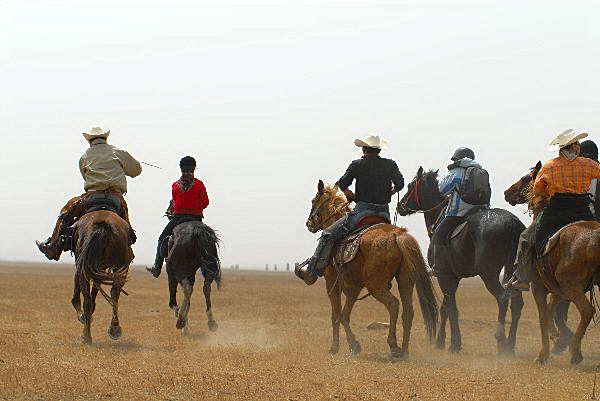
338,155,404,205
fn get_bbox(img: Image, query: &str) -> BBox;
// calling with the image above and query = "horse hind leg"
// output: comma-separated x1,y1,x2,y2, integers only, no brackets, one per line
531,280,551,364
79,274,93,345
563,287,594,365
340,286,362,356
552,298,573,354
371,287,401,360
481,272,509,355
108,283,123,341
397,271,415,359
176,278,193,333
507,290,524,354
203,278,218,332
438,275,461,353
168,272,179,316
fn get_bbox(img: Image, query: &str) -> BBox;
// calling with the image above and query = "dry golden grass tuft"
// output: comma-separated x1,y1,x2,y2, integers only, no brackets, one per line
1,263,600,400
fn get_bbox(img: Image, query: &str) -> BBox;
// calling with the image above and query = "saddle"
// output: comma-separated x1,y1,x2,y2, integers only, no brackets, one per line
333,222,388,267
84,193,122,214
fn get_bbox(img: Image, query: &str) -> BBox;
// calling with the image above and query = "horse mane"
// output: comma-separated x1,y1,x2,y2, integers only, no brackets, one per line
323,184,351,212
421,170,444,198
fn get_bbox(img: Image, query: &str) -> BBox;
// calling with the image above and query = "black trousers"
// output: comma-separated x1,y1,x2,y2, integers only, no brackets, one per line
156,214,203,260
432,216,464,270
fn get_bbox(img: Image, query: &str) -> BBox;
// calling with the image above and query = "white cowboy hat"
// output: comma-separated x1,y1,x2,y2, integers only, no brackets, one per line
548,129,588,152
82,127,110,142
354,134,389,150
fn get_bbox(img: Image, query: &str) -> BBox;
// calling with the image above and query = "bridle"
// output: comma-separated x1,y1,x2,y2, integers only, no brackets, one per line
307,193,349,232
401,177,449,214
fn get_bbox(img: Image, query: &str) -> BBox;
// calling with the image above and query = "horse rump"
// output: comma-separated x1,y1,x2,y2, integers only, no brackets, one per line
76,220,128,287
170,222,222,288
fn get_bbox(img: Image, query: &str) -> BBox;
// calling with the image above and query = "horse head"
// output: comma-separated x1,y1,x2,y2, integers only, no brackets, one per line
306,179,348,233
397,166,442,216
504,161,542,206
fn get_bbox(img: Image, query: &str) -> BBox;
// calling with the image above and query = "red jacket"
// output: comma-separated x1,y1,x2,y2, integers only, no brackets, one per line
172,178,209,216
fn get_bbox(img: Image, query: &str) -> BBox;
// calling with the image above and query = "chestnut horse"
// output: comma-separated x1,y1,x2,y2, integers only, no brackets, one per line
506,162,600,365
70,210,134,345
504,161,574,355
397,167,525,354
305,180,438,360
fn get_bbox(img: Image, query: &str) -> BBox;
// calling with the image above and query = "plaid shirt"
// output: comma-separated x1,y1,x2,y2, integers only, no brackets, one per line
534,154,600,198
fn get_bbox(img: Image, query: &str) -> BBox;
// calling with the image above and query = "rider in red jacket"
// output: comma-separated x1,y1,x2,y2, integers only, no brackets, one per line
147,156,209,278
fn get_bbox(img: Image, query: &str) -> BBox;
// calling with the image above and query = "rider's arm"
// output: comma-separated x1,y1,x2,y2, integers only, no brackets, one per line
198,180,209,211
390,161,404,193
438,170,460,197
78,155,87,180
338,162,356,191
116,149,142,178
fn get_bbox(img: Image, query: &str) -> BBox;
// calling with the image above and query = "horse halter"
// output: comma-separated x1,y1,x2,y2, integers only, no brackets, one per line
306,193,349,232
402,177,449,215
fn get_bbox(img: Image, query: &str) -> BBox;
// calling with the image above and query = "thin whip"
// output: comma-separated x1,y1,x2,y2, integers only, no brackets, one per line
141,161,163,170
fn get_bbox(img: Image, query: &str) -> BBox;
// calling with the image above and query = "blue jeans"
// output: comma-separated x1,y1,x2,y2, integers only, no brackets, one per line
309,202,390,276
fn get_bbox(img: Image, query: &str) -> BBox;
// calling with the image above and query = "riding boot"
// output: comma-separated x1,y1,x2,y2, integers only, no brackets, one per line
35,237,60,261
295,258,317,285
308,235,335,276
36,195,84,262
147,254,164,278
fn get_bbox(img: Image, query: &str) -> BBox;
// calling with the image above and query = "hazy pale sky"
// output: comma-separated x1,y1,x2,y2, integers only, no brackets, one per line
1,0,599,268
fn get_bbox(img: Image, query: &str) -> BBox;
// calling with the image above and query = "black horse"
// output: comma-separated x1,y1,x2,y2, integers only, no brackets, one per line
397,167,525,354
166,221,221,334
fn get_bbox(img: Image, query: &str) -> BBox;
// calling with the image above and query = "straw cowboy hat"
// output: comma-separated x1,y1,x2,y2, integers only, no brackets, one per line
548,129,588,152
354,134,389,150
82,127,110,142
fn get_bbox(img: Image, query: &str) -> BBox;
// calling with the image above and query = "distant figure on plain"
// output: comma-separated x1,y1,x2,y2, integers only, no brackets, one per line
36,127,142,260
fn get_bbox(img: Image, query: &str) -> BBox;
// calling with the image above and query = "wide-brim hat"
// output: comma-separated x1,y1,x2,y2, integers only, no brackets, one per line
548,129,588,152
354,135,389,150
82,127,110,142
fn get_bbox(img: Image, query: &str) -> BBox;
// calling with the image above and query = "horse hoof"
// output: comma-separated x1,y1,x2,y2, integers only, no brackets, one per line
449,344,461,354
571,352,584,365
82,336,92,346
534,354,548,365
108,325,122,341
176,316,187,330
552,341,569,355
208,320,218,332
329,346,339,355
436,339,445,350
349,342,362,356
391,349,408,361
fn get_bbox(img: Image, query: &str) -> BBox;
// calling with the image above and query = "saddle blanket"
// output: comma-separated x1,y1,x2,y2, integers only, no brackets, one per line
542,220,586,257
333,223,387,266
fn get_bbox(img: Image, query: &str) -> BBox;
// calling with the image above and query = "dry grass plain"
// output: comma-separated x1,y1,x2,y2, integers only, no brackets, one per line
2,262,600,400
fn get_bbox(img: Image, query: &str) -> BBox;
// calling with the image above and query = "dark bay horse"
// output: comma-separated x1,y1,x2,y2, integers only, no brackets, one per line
70,211,134,345
305,180,438,360
504,161,574,354
166,221,221,335
397,167,525,354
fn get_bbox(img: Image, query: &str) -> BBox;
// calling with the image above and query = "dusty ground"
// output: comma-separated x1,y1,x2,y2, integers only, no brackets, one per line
1,263,600,400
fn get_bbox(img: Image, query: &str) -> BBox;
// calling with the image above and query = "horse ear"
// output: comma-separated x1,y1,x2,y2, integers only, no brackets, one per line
318,179,324,194
434,169,439,175
535,161,542,170
417,166,424,177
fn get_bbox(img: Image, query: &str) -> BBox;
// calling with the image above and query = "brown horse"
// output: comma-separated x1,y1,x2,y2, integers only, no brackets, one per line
505,162,575,355
505,163,600,365
70,210,134,345
305,180,438,359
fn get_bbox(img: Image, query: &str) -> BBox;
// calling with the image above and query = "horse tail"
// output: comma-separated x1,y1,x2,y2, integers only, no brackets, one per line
503,217,526,288
396,233,438,341
193,224,222,290
77,221,127,287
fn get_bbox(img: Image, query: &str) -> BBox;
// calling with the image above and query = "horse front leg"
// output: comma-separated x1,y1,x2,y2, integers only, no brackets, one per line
168,271,178,314
437,298,448,350
176,278,194,334
531,280,550,364
340,286,362,355
438,275,461,353
203,278,218,332
325,268,342,355
108,283,123,341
